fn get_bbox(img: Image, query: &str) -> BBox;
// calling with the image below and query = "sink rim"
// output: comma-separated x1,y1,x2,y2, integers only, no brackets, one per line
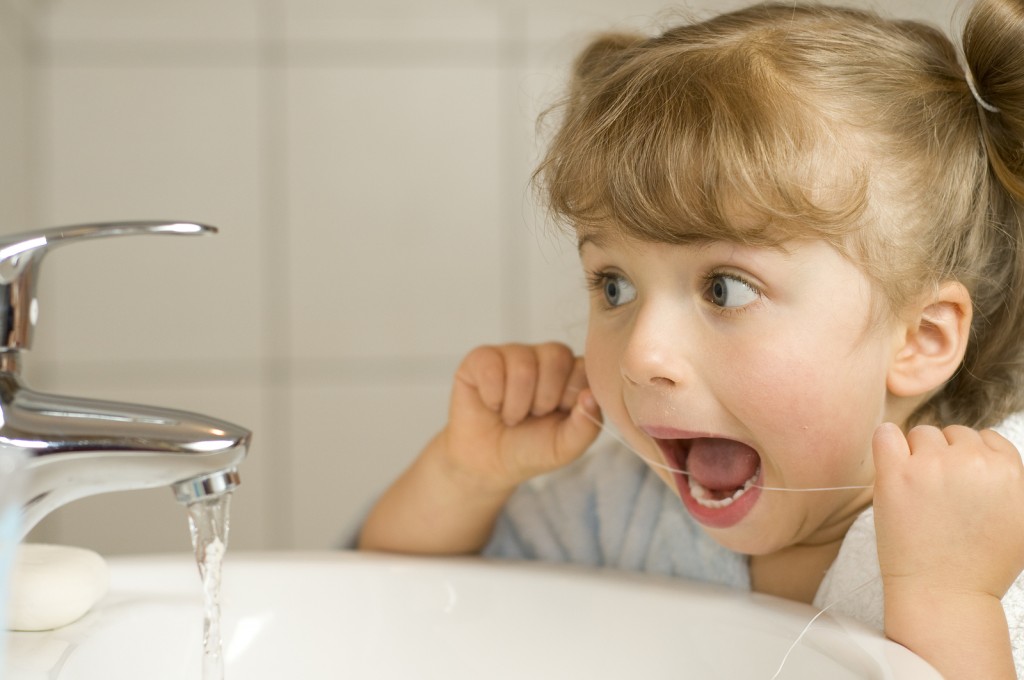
7,550,942,680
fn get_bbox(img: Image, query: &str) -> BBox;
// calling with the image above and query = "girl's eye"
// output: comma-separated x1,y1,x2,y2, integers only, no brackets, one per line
591,273,637,307
707,274,759,309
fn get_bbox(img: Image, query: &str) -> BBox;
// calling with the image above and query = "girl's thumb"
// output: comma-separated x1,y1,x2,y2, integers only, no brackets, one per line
872,422,909,473
557,388,603,458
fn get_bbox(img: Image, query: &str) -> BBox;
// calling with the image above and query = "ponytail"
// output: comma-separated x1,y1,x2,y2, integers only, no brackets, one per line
938,0,1024,427
963,0,1024,201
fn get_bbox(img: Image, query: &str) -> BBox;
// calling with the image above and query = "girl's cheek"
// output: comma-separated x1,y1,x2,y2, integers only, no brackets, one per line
584,330,617,399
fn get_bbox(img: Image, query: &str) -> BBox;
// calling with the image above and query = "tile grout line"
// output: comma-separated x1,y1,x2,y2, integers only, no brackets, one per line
22,4,59,543
259,0,293,550
498,6,531,341
39,41,516,69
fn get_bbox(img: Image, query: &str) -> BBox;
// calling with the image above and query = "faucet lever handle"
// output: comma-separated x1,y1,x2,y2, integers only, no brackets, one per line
0,221,217,353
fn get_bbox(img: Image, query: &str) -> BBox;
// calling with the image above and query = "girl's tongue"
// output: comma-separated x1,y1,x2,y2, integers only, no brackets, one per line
685,438,760,498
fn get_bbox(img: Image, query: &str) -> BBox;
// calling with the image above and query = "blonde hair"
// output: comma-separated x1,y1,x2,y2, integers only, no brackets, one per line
535,1,1024,428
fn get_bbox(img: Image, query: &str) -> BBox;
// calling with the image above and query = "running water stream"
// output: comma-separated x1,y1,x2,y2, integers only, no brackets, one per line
186,493,232,680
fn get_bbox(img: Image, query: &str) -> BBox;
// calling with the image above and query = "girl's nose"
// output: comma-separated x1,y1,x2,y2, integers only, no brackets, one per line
620,305,692,388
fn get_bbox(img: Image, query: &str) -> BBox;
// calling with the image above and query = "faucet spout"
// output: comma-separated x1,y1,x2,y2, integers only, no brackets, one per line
0,221,251,541
7,374,251,538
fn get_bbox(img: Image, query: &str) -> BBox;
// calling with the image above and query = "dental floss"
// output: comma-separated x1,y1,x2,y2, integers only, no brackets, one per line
575,406,873,493
768,576,880,679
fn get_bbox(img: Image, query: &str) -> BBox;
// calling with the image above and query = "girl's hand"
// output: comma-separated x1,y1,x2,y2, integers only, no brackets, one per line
358,342,601,556
440,342,602,493
872,422,1024,678
873,423,1024,597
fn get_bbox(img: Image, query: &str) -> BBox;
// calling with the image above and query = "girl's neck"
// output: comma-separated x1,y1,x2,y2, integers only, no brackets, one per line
749,540,845,604
750,485,875,603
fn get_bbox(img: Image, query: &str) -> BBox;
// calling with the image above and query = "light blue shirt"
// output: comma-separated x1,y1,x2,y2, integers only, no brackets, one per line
483,438,750,591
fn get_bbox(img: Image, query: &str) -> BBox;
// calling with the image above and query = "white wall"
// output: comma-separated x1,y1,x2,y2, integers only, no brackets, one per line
19,0,962,554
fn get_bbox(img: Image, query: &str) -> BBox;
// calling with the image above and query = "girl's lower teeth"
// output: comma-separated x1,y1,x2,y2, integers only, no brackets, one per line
688,472,758,509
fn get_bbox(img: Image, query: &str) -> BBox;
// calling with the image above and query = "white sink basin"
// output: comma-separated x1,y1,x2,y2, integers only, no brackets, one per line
7,551,939,679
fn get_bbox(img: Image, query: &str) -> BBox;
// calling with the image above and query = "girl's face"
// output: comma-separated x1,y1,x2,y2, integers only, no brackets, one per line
581,234,898,555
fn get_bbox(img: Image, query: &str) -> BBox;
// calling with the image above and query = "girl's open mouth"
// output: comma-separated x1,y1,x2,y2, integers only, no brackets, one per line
655,437,764,528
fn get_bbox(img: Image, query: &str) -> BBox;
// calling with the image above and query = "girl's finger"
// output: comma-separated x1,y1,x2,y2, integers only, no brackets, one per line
904,424,948,455
455,345,507,413
531,343,577,417
555,386,603,460
979,428,1017,457
559,357,589,412
500,344,539,425
939,424,982,447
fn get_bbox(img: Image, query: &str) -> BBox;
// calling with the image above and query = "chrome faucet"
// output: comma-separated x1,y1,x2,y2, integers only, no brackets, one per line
0,222,251,538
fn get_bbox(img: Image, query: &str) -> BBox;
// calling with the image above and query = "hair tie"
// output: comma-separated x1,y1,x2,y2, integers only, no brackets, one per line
966,72,1000,114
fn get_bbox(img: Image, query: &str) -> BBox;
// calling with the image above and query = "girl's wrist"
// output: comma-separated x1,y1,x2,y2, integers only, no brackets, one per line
883,579,1002,615
425,430,524,500
883,583,1013,679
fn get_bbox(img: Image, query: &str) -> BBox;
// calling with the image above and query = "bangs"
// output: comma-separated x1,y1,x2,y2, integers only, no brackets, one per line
537,32,872,247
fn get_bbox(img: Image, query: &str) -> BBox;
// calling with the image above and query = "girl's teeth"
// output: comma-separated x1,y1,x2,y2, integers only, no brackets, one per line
687,470,758,509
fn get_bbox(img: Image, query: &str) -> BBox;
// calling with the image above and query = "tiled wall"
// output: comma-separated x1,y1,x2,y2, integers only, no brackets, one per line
17,0,960,554
0,0,30,230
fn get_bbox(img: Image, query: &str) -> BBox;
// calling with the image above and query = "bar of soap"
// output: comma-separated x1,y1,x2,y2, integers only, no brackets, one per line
8,544,108,631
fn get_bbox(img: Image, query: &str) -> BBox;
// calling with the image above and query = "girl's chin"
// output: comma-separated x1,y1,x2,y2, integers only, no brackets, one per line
701,524,786,556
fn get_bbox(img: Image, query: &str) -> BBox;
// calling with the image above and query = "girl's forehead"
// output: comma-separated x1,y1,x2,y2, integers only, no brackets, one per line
574,216,807,254
576,229,813,271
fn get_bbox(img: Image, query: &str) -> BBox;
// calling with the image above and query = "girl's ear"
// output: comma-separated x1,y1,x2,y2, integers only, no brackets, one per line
887,282,972,397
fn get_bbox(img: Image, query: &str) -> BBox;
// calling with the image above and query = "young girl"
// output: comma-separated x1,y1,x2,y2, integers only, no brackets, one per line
358,1,1024,677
